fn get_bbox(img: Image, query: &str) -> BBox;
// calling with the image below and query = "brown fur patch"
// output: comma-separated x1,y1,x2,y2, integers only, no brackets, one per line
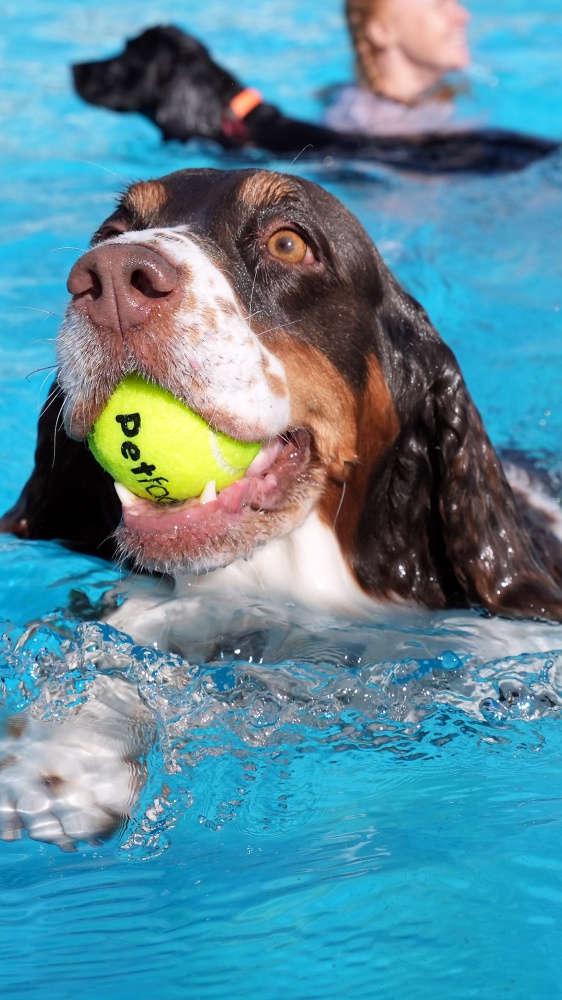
238,171,300,210
41,772,67,794
215,297,238,318
273,341,359,479
317,353,400,561
123,181,168,224
262,356,288,400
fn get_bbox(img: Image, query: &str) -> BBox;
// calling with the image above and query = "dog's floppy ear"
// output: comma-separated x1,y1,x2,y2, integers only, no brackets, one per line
0,381,120,559
424,356,562,618
151,29,242,142
346,282,562,619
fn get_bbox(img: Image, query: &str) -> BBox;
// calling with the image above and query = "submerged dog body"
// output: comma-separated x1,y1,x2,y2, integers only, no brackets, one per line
2,167,562,846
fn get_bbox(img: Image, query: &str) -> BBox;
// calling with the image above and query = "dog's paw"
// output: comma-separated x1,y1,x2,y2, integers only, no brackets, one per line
0,713,145,850
0,678,150,850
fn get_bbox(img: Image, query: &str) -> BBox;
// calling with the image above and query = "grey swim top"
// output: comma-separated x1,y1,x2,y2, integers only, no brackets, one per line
323,84,467,136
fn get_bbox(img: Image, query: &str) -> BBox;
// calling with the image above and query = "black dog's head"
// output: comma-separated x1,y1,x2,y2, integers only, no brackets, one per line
73,26,241,142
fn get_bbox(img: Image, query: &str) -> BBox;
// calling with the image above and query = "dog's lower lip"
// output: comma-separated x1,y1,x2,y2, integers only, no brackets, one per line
117,430,310,535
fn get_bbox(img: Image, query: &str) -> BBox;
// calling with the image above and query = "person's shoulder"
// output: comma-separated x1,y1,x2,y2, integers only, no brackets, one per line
323,84,381,132
323,84,468,136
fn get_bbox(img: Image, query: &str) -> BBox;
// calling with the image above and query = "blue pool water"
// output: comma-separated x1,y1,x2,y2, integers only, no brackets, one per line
1,1,562,997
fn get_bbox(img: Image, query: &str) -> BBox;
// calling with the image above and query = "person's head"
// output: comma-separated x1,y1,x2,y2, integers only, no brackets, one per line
345,0,471,104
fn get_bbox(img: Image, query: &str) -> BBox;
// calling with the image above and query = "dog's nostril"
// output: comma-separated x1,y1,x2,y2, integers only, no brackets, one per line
130,267,174,299
86,270,103,300
67,262,103,299
67,245,178,331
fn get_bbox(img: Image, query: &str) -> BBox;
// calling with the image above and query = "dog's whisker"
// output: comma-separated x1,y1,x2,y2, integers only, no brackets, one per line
255,318,302,338
98,529,122,557
50,400,66,469
53,399,65,435
333,482,346,529
244,307,264,324
282,144,314,173
248,262,262,332
38,370,59,402
26,364,57,381
68,158,130,183
18,306,62,320
41,384,60,410
49,247,88,254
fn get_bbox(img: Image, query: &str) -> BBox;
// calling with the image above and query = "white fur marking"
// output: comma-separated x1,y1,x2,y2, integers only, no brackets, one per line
118,228,290,438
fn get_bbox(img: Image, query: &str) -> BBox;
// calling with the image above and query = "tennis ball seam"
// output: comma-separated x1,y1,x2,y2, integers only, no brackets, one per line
209,430,250,476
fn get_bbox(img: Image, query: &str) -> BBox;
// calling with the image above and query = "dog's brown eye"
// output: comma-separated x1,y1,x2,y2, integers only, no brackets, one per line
267,229,309,264
91,221,128,245
101,226,126,240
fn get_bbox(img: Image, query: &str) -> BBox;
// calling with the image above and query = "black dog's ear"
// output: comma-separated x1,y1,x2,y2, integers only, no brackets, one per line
0,381,121,559
347,280,562,619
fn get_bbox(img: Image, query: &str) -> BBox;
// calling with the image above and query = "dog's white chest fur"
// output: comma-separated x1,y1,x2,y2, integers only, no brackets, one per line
108,511,372,651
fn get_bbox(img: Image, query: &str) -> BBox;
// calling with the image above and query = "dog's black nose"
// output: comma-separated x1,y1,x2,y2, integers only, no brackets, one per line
67,244,178,334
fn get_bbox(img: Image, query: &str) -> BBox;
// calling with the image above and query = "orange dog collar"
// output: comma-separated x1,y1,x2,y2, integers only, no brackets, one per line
221,88,263,143
228,88,263,120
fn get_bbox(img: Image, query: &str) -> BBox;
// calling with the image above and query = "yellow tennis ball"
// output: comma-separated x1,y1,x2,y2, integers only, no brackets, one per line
88,374,262,503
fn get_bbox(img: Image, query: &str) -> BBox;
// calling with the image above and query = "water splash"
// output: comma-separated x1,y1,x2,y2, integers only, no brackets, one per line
1,612,561,853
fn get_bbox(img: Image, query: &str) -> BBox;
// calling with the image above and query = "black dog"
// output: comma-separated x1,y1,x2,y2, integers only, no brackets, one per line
72,26,559,175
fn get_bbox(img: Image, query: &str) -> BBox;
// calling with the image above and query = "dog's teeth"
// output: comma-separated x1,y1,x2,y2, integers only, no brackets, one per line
114,482,138,510
198,480,217,504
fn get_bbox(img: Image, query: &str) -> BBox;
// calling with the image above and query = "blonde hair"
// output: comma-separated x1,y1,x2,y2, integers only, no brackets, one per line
345,0,388,93
344,0,462,102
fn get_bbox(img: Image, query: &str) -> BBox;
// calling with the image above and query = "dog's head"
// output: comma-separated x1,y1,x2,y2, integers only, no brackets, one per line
8,168,562,619
58,168,395,575
72,26,240,142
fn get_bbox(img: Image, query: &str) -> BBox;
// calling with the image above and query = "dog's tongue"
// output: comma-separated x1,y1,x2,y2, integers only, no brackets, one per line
115,438,283,533
114,431,311,535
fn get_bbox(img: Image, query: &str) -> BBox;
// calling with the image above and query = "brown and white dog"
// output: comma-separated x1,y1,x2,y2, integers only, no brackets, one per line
2,167,562,847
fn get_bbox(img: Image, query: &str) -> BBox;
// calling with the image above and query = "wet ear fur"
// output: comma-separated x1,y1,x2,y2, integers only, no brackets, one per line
0,381,120,559
350,284,562,620
135,28,239,141
430,361,562,618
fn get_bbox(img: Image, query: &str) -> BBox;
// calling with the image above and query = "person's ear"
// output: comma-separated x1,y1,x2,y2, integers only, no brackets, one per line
364,16,397,50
